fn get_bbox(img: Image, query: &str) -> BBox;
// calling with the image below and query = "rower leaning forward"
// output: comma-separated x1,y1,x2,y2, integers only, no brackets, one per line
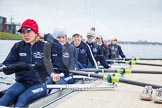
39,28,78,94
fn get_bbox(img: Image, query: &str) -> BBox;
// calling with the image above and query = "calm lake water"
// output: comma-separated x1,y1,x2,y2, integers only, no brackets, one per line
0,40,162,62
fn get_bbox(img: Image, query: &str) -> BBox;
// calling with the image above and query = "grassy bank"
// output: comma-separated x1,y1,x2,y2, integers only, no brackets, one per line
0,32,22,40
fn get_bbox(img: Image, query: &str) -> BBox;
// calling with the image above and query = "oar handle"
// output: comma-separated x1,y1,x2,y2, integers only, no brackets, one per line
0,64,34,73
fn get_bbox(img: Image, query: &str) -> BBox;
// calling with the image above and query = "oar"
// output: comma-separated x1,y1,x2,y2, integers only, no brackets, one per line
2,65,161,76
81,68,162,74
63,70,162,89
105,75,162,89
108,58,162,61
0,81,12,85
0,65,31,73
112,60,162,67
1,66,162,89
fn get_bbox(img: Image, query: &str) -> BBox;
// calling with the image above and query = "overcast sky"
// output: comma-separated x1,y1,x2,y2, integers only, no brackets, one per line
0,0,162,42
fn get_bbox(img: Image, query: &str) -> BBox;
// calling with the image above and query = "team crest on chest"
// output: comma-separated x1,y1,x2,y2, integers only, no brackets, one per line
80,49,85,53
93,48,97,52
33,52,43,58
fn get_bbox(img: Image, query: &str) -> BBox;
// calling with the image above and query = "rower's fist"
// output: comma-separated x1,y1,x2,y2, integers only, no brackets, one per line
38,33,45,39
52,74,61,82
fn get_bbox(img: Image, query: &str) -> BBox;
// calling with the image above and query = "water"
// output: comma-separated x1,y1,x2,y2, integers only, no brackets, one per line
120,44,162,58
0,40,20,90
0,40,20,62
0,40,162,62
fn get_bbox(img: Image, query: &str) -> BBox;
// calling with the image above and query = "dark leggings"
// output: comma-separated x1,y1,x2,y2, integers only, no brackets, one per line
0,82,47,107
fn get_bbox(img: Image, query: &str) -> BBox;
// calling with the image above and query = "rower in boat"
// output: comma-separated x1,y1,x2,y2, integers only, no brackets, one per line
0,19,52,107
95,34,111,62
71,33,97,69
40,28,78,94
86,31,110,69
108,37,126,59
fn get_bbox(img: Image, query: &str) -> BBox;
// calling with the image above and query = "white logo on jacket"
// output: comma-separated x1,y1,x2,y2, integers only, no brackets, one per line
19,53,27,56
80,49,86,53
52,54,57,56
93,48,97,52
63,52,70,58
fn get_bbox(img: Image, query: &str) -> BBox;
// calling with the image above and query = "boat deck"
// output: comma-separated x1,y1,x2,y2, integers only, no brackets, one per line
53,61,162,108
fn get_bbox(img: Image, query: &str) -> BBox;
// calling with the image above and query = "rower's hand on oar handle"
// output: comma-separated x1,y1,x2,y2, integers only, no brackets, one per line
51,73,61,82
3,62,30,74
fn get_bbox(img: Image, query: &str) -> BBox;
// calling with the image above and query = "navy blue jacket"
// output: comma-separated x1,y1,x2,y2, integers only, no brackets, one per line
44,34,77,76
62,42,78,70
71,41,95,68
108,44,126,59
44,34,64,70
3,40,47,83
87,42,109,68
100,44,110,60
